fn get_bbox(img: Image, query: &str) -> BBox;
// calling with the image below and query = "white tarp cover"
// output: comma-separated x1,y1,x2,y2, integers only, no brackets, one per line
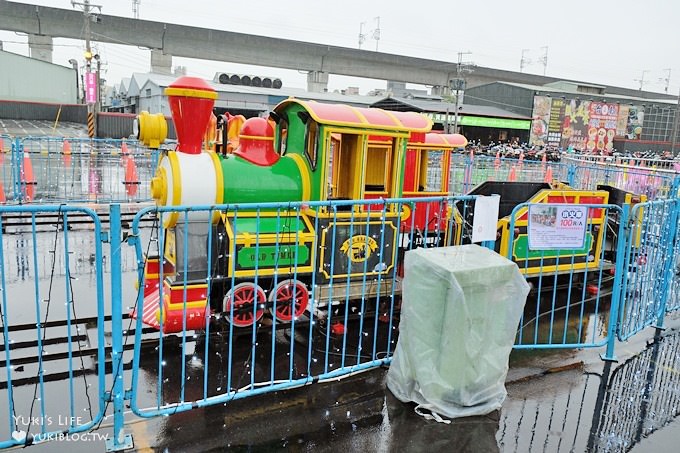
387,244,530,419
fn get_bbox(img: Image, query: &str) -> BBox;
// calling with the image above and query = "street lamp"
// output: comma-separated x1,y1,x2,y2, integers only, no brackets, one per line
68,59,80,103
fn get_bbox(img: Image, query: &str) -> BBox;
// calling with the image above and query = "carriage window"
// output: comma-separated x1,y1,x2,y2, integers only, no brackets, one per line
418,149,445,192
304,120,319,170
335,135,361,199
365,145,391,192
275,117,288,155
327,134,341,198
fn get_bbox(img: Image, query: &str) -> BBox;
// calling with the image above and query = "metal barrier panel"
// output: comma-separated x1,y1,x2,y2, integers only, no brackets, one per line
617,199,680,340
126,196,477,418
0,206,107,448
563,154,679,172
18,137,159,204
572,162,676,201
449,154,568,195
665,211,680,313
508,202,624,350
593,333,680,451
0,138,15,203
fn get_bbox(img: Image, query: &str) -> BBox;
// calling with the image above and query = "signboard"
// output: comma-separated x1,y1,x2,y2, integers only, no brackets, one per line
427,113,530,129
547,98,564,147
529,96,551,146
528,204,587,250
560,99,590,151
457,116,531,129
471,195,500,243
529,95,648,150
625,105,645,139
587,102,619,153
85,72,97,104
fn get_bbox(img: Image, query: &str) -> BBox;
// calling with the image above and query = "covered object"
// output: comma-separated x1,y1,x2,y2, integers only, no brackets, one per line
387,244,530,418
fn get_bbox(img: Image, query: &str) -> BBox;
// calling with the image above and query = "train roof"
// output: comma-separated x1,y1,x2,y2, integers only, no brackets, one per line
274,98,433,133
417,133,468,148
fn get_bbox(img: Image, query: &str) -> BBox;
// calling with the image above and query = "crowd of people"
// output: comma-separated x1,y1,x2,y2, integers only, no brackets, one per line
460,140,678,165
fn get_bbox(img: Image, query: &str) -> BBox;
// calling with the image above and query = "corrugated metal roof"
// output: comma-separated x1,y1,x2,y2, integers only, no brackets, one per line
370,97,532,120
487,81,677,105
135,72,380,107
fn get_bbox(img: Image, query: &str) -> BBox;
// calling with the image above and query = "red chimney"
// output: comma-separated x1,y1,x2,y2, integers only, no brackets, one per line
164,77,218,154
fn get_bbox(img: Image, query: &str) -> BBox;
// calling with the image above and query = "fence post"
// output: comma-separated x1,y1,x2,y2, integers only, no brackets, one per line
105,204,134,451
672,176,680,199
602,204,629,362
11,139,21,202
655,200,680,329
567,163,576,187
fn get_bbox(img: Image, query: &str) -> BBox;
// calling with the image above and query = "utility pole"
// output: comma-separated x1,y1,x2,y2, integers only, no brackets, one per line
660,68,672,94
671,87,680,155
634,70,650,91
372,16,380,51
71,0,101,137
539,46,548,76
452,51,474,133
520,49,531,73
358,22,366,49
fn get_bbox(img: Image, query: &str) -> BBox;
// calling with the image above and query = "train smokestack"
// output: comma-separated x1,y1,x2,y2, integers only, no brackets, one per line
164,77,218,154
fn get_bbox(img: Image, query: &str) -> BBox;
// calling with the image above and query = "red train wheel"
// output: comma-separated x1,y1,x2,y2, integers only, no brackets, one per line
223,283,265,327
270,279,308,323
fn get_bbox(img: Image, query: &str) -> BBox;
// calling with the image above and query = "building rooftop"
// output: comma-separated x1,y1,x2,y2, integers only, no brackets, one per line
371,96,532,119
481,81,677,106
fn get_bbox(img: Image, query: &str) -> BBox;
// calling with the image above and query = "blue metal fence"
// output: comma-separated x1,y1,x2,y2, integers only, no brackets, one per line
125,197,479,419
0,138,161,204
1,192,680,450
507,202,626,353
0,206,108,449
0,142,677,205
617,199,680,340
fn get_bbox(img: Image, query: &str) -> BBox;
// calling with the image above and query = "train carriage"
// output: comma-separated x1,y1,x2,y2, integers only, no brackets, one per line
136,76,433,333
134,75,638,336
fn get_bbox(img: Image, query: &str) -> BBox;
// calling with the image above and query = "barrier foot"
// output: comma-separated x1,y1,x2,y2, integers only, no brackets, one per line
599,352,618,363
105,433,134,452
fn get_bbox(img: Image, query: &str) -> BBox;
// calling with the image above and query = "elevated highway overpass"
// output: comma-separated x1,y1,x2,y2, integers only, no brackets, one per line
0,0,571,93
0,1,672,99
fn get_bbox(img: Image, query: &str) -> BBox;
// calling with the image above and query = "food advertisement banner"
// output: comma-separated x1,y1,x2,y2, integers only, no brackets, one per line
530,96,645,150
559,99,590,151
529,96,551,147
625,106,644,139
586,102,619,153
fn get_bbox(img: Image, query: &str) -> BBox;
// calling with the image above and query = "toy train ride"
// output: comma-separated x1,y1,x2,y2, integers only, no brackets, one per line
133,76,640,334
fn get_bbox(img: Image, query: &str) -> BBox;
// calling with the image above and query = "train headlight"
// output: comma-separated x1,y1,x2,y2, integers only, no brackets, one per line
137,111,168,149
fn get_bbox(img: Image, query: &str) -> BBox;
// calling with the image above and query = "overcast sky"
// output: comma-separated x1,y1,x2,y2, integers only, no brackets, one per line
1,0,679,95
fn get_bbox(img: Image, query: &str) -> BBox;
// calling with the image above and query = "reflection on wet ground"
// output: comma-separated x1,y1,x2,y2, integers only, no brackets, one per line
1,228,680,451
136,327,680,453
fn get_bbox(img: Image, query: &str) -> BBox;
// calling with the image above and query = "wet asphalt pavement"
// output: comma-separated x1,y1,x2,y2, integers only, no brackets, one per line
0,119,88,138
16,315,678,452
2,224,680,452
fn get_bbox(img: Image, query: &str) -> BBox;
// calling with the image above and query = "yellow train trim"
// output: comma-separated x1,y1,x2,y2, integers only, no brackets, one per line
286,153,312,201
165,151,182,228
317,220,398,280
164,87,218,100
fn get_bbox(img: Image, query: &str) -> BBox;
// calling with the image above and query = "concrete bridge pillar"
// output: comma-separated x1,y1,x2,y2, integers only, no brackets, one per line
431,85,451,96
28,34,53,63
150,50,172,75
307,70,329,93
